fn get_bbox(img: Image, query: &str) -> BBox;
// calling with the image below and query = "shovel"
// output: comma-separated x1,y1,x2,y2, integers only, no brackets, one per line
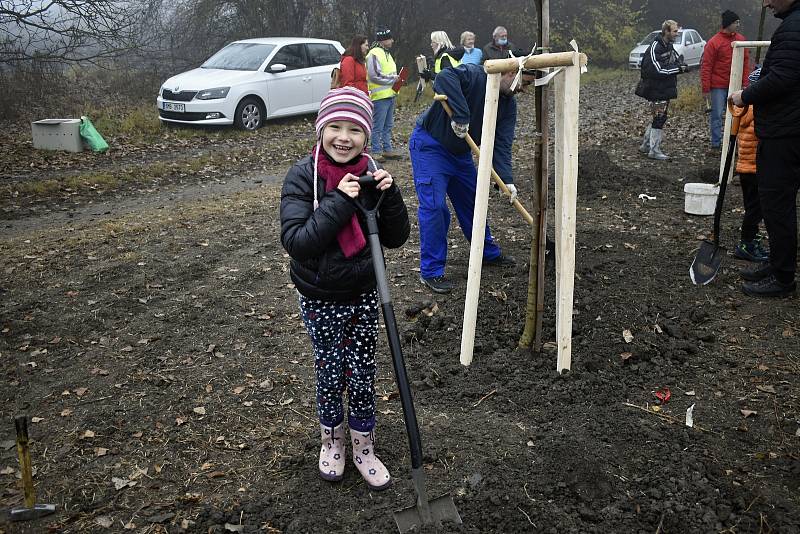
690,102,748,285
352,175,462,533
9,415,56,522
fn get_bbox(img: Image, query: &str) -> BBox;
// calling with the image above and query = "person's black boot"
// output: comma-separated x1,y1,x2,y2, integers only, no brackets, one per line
742,275,796,298
740,263,773,282
483,254,516,267
419,275,454,294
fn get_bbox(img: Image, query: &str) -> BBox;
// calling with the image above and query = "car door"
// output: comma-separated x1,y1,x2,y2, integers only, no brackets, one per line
265,43,313,117
683,31,698,66
306,43,343,107
691,31,706,67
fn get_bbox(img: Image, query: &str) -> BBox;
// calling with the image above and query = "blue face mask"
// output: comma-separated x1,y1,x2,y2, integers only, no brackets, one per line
497,38,508,46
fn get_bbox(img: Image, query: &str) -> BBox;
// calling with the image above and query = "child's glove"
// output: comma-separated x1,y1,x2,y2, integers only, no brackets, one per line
420,69,434,82
451,121,469,138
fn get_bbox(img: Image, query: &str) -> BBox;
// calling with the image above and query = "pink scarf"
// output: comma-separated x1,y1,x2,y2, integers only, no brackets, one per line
313,146,368,258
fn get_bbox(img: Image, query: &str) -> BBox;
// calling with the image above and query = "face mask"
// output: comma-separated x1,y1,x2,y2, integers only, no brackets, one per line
497,38,508,46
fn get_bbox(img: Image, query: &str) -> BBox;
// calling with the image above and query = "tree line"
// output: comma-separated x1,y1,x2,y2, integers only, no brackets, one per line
1,1,777,68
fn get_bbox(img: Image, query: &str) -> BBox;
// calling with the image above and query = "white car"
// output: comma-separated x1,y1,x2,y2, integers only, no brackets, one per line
157,37,344,130
628,29,706,70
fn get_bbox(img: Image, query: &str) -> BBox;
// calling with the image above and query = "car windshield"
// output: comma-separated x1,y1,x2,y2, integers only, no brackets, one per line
639,31,660,46
638,30,684,46
201,43,276,71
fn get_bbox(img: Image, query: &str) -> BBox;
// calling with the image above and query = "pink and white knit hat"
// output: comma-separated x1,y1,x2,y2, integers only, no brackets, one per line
314,87,373,139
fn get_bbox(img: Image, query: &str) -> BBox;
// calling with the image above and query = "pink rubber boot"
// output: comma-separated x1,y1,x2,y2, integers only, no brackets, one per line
350,428,392,490
319,423,345,481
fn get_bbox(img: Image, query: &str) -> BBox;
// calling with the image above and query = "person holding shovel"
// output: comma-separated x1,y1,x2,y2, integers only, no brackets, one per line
409,63,533,293
280,87,411,488
730,0,800,297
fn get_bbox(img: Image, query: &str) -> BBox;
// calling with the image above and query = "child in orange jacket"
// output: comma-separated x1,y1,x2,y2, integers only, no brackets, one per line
734,67,768,263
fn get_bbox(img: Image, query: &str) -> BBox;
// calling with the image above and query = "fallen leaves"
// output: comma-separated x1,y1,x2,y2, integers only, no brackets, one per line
80,430,96,439
623,329,634,343
112,476,136,490
740,409,757,418
193,406,206,415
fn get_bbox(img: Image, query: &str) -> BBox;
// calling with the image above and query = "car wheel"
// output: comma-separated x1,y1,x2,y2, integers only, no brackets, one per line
234,97,265,131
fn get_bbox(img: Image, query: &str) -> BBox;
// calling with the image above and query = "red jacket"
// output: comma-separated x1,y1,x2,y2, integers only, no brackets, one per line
701,31,750,93
339,56,368,94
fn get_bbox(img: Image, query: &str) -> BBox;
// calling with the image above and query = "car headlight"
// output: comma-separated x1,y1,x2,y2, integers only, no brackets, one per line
195,87,230,100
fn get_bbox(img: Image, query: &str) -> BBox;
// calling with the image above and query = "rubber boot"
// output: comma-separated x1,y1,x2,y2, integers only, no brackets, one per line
350,428,392,490
319,423,345,481
638,126,651,153
648,128,669,160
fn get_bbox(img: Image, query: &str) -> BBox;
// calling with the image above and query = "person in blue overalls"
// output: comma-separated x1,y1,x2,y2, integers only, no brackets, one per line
409,63,533,294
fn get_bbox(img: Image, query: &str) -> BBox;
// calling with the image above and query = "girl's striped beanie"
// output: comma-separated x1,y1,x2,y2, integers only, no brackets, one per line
315,87,373,139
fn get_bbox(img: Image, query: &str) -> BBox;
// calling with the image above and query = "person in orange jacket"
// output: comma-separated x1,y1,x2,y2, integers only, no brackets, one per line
733,66,768,263
701,10,750,150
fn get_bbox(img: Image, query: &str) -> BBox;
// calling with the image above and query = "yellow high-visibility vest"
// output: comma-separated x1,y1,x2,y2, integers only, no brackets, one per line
434,52,461,73
366,46,397,101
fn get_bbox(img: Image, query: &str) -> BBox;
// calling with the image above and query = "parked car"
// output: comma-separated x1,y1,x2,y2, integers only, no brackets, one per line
157,37,344,130
628,29,706,70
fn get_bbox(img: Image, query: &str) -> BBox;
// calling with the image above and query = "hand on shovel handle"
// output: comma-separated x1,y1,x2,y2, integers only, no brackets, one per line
433,94,533,226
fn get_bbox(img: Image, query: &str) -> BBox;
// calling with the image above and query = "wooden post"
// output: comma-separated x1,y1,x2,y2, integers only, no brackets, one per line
460,72,501,367
719,42,770,183
552,61,580,373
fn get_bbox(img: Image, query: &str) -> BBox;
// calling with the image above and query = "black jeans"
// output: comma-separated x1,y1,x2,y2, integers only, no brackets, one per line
756,137,800,282
739,173,762,242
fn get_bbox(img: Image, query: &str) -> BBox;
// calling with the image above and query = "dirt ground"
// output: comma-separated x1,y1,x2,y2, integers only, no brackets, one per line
1,70,798,534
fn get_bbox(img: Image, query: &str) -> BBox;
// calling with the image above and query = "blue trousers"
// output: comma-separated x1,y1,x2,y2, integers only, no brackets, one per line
299,291,379,432
372,96,395,153
709,88,727,147
409,126,502,278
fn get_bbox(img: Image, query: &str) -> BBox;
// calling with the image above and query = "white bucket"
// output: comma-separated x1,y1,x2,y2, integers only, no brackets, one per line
683,182,719,216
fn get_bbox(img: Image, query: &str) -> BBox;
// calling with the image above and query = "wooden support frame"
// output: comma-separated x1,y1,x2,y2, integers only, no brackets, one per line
460,50,585,373
719,41,770,183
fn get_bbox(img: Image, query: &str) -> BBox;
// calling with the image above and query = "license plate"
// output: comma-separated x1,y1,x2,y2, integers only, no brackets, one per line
163,102,185,112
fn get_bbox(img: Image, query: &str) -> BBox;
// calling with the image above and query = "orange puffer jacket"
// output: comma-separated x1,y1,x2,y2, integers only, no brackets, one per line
736,107,757,175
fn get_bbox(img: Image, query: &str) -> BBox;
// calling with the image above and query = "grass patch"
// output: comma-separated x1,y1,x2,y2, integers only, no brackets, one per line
581,66,629,85
672,84,704,114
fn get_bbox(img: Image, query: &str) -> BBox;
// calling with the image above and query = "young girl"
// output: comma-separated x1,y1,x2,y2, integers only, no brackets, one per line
280,87,410,490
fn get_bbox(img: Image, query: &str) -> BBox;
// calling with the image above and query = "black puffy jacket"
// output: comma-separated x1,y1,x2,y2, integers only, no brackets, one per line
280,155,410,301
636,35,682,102
742,2,800,139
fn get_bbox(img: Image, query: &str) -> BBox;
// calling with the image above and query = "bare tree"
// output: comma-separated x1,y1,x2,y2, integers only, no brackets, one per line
0,0,153,64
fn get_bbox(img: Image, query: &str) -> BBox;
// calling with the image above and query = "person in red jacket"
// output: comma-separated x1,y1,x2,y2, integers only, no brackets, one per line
339,35,369,95
733,67,769,263
701,10,749,149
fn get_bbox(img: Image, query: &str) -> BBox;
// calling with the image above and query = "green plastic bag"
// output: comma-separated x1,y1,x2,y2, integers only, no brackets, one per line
79,116,109,153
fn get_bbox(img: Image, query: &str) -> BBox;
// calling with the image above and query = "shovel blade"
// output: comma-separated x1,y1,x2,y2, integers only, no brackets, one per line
690,240,725,285
10,503,56,522
393,493,462,534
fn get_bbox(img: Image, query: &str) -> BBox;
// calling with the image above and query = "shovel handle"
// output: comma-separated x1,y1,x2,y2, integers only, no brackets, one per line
727,101,748,136
15,416,36,508
434,94,533,226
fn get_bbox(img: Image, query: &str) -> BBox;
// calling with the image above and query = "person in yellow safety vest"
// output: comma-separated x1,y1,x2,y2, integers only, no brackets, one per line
431,31,463,74
366,28,401,161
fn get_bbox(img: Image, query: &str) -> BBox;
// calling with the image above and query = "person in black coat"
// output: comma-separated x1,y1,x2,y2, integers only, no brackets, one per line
280,87,410,490
635,19,689,160
731,0,800,297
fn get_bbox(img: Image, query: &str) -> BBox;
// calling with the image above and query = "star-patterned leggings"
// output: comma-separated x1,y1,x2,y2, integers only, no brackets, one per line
299,290,379,432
